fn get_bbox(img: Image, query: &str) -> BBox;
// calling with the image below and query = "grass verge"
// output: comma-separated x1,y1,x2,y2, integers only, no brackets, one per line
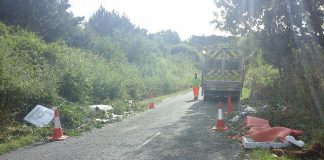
0,135,39,155
0,88,192,156
250,149,291,160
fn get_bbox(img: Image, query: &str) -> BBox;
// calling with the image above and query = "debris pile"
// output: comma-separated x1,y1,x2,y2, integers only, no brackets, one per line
243,116,304,149
224,103,323,158
245,116,303,143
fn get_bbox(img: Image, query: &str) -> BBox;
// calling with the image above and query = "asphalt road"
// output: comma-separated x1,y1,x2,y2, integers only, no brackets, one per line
0,92,242,160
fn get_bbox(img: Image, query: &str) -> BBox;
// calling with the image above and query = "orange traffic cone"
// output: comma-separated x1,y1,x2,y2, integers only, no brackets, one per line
212,102,229,131
149,92,155,109
227,96,233,113
48,108,68,141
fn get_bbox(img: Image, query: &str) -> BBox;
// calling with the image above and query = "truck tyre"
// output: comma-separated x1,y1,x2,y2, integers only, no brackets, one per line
203,95,210,101
232,96,240,102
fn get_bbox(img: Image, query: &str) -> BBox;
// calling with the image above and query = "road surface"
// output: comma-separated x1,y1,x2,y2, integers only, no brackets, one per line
0,92,242,160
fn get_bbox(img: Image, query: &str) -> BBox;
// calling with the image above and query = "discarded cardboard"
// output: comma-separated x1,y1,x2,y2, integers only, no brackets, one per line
24,105,54,127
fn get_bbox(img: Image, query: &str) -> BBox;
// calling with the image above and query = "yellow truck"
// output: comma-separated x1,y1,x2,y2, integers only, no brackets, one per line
201,48,244,101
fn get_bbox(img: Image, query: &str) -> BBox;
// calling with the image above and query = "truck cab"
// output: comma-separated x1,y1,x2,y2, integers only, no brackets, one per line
201,48,244,101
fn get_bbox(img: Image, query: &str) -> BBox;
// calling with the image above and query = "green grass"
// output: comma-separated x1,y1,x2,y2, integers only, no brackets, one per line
0,134,39,155
0,88,191,156
250,149,292,160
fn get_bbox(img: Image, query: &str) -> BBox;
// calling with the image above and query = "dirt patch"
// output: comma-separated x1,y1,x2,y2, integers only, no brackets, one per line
271,143,324,159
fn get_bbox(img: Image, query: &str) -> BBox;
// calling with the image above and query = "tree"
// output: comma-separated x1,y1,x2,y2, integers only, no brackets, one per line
151,30,181,44
88,6,134,37
212,0,324,118
212,0,323,79
188,35,235,49
212,0,323,49
0,0,84,42
302,0,324,48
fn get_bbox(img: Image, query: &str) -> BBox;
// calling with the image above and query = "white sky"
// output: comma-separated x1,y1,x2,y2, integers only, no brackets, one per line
68,0,226,40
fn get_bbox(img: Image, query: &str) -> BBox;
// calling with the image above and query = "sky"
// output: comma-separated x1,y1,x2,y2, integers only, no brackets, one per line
68,0,227,40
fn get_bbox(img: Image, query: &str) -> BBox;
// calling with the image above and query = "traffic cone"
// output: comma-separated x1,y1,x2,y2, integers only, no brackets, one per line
149,92,155,109
227,96,233,113
212,102,228,131
48,108,68,141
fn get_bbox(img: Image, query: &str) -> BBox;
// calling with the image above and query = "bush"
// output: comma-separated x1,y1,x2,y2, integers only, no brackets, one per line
0,22,198,150
59,104,99,132
110,99,128,115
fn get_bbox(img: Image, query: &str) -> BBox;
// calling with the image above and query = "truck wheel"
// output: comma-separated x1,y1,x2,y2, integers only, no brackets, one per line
232,96,240,102
204,95,210,101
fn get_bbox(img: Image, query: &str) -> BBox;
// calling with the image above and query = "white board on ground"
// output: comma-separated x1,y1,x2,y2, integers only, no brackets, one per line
24,105,54,127
242,136,290,149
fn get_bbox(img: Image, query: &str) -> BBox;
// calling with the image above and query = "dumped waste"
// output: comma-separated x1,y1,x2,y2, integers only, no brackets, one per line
89,105,114,123
245,116,303,142
89,104,129,123
224,105,307,149
89,105,113,112
239,105,256,117
243,116,303,148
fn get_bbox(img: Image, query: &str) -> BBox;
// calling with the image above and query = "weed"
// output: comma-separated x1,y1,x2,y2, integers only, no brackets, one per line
0,135,38,155
250,149,291,160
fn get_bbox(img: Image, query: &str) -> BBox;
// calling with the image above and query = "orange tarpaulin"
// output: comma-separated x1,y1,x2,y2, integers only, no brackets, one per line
245,116,270,128
244,116,303,142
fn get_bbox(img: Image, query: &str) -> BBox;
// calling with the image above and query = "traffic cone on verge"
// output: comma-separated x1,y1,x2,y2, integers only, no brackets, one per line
149,92,155,109
48,108,68,141
227,96,233,113
212,102,229,131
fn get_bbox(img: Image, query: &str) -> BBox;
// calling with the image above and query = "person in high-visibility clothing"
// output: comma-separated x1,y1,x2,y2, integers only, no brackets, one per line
191,73,201,100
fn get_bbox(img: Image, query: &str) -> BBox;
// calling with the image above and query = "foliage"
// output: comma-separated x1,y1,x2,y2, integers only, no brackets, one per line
0,0,84,42
0,1,201,154
250,149,291,160
151,30,181,44
212,0,323,48
0,125,50,155
0,15,197,143
59,104,96,131
244,55,279,101
213,0,324,144
0,135,39,155
88,6,134,37
312,130,324,146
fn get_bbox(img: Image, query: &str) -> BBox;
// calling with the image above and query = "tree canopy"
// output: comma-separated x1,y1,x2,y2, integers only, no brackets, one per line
0,0,84,42
212,0,324,123
212,0,324,48
88,6,135,37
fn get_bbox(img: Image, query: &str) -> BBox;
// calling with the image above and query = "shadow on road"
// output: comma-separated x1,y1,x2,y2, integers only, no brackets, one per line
184,99,197,103
138,100,242,160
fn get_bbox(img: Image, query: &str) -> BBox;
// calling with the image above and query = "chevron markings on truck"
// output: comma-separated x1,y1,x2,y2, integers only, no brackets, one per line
205,70,241,81
207,48,242,59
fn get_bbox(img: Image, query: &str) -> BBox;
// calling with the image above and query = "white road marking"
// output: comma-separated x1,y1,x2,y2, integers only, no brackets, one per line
136,132,161,150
